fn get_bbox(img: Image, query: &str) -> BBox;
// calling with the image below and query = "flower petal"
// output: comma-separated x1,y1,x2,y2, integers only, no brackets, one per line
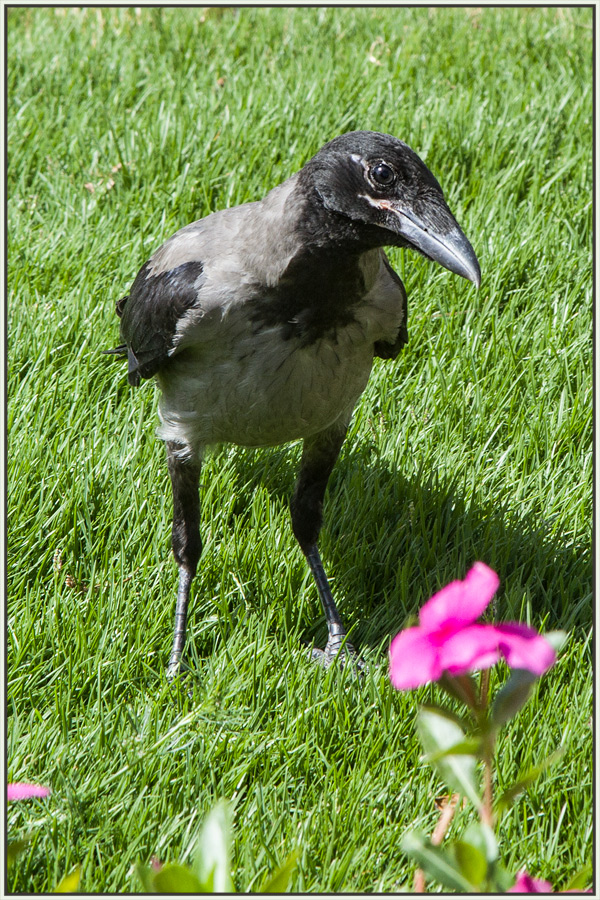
7,783,51,801
495,623,557,675
439,624,502,675
508,870,553,893
389,626,442,689
419,562,500,633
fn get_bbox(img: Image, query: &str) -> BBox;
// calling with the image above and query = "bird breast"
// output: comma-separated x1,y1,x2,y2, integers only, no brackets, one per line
156,313,376,451
155,248,405,453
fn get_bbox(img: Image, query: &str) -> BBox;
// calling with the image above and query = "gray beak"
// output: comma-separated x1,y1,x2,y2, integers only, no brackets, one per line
391,205,481,288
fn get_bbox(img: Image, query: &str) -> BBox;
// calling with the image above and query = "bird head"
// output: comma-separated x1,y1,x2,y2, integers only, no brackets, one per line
303,130,481,287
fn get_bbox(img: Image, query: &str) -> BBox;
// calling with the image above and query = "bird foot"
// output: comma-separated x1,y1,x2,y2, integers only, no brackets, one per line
311,632,366,673
166,655,191,683
166,662,181,683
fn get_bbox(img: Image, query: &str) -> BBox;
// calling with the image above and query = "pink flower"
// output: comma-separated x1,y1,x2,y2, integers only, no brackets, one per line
508,870,553,893
7,783,51,801
389,563,556,690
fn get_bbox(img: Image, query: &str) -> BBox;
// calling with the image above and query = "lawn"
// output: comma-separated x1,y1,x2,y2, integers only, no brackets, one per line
6,6,592,893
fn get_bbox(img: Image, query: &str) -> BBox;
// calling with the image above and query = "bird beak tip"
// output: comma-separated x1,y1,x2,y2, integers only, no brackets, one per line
442,246,481,289
467,262,481,289
451,239,481,289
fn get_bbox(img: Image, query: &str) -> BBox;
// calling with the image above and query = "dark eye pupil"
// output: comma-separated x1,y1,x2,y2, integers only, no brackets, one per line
372,163,394,186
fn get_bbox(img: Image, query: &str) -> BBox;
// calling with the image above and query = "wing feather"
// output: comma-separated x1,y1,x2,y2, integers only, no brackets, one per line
117,259,204,386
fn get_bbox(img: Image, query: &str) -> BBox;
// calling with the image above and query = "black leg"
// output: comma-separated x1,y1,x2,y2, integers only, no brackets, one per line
290,423,359,666
165,441,202,680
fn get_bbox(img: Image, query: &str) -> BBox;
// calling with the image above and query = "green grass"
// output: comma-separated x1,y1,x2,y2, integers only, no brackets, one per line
7,6,592,893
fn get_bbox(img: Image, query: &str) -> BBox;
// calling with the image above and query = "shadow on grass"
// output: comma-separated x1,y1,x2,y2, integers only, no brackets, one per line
220,443,591,656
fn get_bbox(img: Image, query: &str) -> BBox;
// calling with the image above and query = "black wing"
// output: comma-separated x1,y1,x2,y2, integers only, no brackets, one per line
112,260,204,386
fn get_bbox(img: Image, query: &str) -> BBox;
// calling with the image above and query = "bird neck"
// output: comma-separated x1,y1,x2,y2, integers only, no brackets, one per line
298,186,388,256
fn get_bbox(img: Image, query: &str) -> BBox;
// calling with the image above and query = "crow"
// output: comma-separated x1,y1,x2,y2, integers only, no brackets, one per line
108,131,480,678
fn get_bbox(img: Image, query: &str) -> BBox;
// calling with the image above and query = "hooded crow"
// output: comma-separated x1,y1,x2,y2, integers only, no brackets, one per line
109,130,481,678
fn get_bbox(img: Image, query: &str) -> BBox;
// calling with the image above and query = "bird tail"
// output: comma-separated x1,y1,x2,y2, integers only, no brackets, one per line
103,295,130,358
103,344,127,356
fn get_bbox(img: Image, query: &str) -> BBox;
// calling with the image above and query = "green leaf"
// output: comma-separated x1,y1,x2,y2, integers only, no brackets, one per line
414,700,473,733
153,863,206,893
461,822,498,863
54,866,81,893
193,800,234,893
489,861,519,893
417,707,482,810
438,672,480,709
401,831,474,892
425,737,482,762
257,850,299,893
562,863,593,892
134,862,156,893
544,630,568,653
490,668,538,728
496,748,565,811
7,837,30,867
454,840,487,888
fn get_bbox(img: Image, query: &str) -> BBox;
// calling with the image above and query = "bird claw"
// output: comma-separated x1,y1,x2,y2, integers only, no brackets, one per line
166,657,192,683
310,634,367,674
166,663,180,683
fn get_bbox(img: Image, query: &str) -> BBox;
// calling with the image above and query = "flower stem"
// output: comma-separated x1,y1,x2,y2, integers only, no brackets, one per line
482,751,494,827
413,867,426,892
432,794,460,844
479,668,490,710
413,793,461,892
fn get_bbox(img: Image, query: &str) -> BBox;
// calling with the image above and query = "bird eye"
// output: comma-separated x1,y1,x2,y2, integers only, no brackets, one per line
370,163,395,187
